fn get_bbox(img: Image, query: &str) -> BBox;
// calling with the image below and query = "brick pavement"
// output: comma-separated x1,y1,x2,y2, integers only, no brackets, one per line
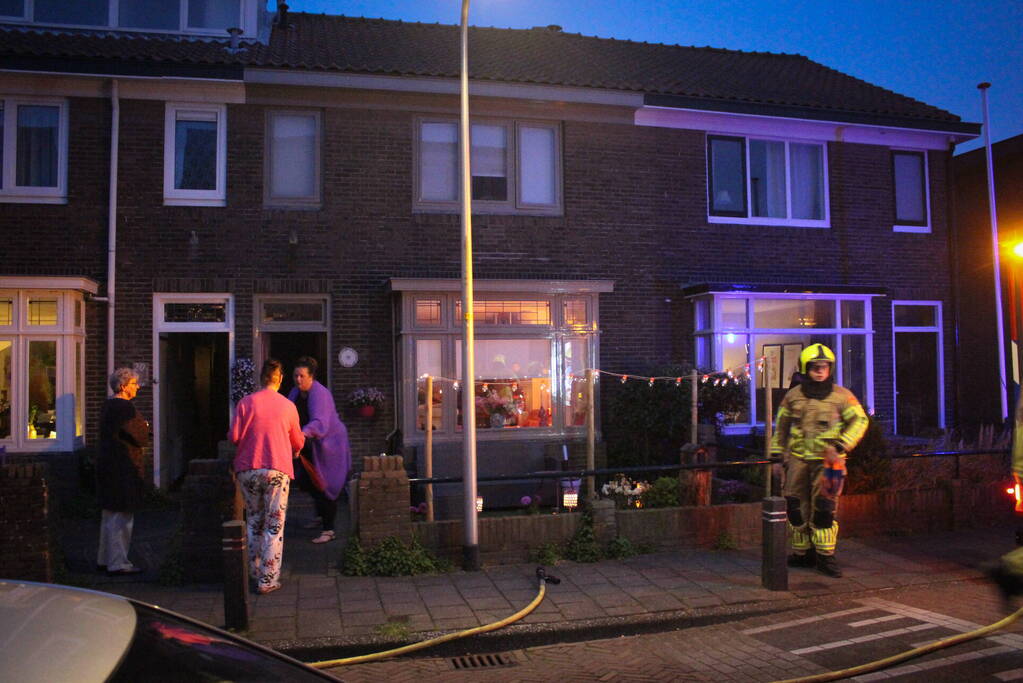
61,495,1018,660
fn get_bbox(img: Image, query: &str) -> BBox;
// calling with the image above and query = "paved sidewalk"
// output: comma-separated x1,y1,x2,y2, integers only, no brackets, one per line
58,497,1016,656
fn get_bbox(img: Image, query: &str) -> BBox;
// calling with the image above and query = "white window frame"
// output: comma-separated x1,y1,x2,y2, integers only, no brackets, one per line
0,281,91,453
264,109,322,208
252,294,330,377
392,280,611,443
891,149,931,233
163,103,227,207
692,292,876,434
413,117,563,216
0,96,69,204
2,0,260,38
891,300,944,431
706,133,830,228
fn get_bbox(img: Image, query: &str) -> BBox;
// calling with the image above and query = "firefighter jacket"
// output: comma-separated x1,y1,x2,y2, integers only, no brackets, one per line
770,384,869,461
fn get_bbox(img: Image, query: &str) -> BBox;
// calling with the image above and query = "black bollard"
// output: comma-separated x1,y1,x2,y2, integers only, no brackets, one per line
761,496,788,591
222,520,249,630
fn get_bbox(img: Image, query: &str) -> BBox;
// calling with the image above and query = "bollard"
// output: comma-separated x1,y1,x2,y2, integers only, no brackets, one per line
761,497,788,591
222,520,249,630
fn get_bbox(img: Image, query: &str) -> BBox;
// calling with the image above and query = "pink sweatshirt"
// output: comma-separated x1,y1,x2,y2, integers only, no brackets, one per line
230,388,305,478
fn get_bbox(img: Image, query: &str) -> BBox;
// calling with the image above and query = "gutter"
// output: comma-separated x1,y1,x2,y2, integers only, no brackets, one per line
102,79,119,386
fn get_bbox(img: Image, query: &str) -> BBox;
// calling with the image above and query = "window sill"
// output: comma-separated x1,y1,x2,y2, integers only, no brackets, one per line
893,224,931,234
0,195,67,205
413,204,563,218
708,215,830,229
263,201,322,211
164,197,227,207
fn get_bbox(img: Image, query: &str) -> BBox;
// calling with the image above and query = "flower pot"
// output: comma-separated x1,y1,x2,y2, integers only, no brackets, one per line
357,405,376,418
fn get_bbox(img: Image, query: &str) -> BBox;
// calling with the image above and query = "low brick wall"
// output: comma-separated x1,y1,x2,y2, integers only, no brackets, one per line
408,483,1012,563
0,462,53,582
179,459,242,583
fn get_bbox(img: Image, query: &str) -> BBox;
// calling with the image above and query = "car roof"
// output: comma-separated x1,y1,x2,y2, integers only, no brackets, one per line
0,580,137,683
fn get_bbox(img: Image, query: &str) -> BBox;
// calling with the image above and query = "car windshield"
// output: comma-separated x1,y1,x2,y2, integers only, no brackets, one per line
109,604,332,682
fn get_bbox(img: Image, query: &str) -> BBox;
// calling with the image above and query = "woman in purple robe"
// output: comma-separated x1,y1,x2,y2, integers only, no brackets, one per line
288,356,351,543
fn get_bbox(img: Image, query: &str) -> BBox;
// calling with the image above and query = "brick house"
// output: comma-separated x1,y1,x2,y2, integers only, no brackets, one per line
0,3,979,511
953,133,1023,431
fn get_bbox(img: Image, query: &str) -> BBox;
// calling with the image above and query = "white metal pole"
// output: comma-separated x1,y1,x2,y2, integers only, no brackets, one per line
459,0,480,571
979,82,1009,420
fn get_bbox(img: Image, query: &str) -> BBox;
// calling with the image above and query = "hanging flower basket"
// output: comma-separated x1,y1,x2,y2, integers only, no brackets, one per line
357,404,376,418
347,387,385,418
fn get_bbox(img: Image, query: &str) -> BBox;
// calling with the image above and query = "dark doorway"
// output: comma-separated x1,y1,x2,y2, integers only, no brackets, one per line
263,331,328,396
159,332,229,486
895,331,940,436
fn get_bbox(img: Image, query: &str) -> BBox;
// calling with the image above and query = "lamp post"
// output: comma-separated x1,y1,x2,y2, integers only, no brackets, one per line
459,0,480,571
978,82,1008,421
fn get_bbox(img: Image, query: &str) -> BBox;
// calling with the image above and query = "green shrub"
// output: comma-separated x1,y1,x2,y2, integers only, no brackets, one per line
604,364,695,468
640,477,680,508
564,509,602,563
533,542,561,566
342,536,448,577
605,536,639,559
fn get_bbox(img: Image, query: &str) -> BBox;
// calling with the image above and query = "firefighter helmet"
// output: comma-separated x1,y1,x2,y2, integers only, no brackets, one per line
799,343,836,374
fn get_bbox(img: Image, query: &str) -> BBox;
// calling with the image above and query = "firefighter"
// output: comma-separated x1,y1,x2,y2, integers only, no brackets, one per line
771,343,869,577
988,393,1023,601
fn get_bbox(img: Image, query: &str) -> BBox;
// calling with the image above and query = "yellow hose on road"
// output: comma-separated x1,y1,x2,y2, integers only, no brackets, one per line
308,568,556,669
774,604,1023,683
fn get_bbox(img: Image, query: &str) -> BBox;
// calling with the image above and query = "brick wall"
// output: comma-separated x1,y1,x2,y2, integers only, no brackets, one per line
0,463,53,582
1,90,959,479
356,455,411,547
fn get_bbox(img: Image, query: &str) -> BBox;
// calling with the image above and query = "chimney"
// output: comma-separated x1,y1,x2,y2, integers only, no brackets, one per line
276,2,289,28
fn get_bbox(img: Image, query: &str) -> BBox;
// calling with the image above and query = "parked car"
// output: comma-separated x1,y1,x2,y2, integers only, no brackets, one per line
0,580,338,682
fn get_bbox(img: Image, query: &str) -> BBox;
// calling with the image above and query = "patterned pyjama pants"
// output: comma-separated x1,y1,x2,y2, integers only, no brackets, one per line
237,468,290,591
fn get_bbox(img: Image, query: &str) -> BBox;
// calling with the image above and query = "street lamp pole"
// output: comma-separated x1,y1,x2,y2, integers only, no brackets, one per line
978,82,1008,420
459,0,480,571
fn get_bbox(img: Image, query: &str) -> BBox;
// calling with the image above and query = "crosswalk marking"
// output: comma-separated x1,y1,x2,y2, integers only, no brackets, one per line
741,606,876,635
791,623,940,655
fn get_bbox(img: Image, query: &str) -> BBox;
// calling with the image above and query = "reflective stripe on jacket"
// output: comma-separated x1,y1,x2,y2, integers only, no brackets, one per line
770,384,868,460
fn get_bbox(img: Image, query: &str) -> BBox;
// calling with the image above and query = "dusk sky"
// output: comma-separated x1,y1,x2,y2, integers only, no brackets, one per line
285,0,1022,154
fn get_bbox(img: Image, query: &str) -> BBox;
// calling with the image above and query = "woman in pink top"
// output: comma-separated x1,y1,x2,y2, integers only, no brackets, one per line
229,359,305,595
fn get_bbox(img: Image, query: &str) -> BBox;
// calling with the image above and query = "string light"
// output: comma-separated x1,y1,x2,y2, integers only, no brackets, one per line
620,375,628,384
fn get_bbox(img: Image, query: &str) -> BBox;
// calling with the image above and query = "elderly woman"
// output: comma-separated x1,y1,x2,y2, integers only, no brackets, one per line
230,359,305,595
288,356,351,544
96,367,150,576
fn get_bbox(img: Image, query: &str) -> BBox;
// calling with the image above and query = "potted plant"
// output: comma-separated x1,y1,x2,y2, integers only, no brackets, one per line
347,387,385,418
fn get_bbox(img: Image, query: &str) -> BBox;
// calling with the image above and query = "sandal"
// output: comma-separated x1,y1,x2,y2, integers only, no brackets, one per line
311,530,336,544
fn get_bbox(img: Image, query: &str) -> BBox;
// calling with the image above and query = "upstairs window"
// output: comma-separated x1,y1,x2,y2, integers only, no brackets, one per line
708,135,829,227
265,110,321,207
4,0,254,37
892,150,930,232
0,97,68,203
164,103,227,206
415,118,562,215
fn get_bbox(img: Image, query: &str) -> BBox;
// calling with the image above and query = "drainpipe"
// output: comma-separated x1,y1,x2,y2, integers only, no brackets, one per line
102,80,120,388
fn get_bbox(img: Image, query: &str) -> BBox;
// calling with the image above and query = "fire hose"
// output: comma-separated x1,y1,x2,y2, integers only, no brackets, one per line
307,566,560,669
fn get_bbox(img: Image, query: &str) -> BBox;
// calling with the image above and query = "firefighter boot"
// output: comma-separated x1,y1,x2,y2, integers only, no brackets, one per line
787,549,816,568
816,553,842,578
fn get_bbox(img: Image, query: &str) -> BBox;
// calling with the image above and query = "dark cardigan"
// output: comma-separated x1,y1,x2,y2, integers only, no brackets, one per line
96,397,150,511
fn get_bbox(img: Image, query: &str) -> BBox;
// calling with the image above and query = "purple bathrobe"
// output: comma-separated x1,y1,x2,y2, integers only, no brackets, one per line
288,381,351,501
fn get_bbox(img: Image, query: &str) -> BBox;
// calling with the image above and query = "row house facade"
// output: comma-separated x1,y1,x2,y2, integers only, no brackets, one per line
0,2,979,510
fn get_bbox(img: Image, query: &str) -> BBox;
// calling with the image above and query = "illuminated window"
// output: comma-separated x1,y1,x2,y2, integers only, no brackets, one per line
27,299,58,326
456,300,551,325
564,299,588,326
0,298,12,326
415,299,442,326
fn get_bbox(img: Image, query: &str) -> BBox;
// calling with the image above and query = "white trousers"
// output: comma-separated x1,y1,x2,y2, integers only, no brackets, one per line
97,510,134,571
237,468,290,591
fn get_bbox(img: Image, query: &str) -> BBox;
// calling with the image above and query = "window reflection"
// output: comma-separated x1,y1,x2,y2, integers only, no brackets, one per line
27,340,56,439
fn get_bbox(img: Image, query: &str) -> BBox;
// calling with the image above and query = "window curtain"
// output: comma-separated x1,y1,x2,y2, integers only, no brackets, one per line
420,122,457,201
187,0,239,29
750,140,786,218
894,153,925,223
519,126,555,205
270,114,316,198
470,124,507,201
710,138,745,214
175,120,217,190
789,143,824,219
16,105,58,187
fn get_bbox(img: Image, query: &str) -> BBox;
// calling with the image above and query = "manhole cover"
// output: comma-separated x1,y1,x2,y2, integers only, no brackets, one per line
450,653,516,670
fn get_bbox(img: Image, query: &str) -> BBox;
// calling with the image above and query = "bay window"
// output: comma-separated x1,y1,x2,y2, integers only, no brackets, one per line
415,118,562,214
691,291,875,430
708,135,828,227
393,279,611,441
0,279,92,452
0,97,68,203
